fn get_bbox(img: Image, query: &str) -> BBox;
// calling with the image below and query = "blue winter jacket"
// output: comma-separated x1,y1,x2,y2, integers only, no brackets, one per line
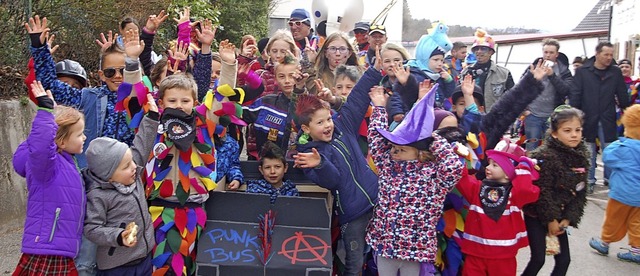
603,137,640,207
13,109,85,258
296,67,380,224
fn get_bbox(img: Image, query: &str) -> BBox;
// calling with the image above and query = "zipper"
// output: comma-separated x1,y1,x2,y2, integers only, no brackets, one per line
74,156,84,254
133,191,150,253
49,207,61,242
335,191,345,215
331,140,375,207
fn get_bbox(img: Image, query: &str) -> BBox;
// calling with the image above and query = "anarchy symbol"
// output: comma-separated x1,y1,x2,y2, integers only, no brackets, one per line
278,232,329,265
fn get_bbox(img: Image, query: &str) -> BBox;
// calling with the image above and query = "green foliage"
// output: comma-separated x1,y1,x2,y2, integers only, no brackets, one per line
214,0,269,45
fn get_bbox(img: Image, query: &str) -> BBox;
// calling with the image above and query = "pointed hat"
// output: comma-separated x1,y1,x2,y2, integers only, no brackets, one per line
377,83,438,147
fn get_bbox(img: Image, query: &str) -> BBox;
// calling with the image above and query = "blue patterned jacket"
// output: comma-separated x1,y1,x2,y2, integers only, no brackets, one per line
246,179,299,204
30,45,134,168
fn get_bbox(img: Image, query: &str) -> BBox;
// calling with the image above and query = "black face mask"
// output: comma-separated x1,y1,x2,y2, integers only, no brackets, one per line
479,180,512,222
160,108,196,152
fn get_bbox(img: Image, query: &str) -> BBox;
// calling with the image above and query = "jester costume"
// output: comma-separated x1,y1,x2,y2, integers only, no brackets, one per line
117,80,246,276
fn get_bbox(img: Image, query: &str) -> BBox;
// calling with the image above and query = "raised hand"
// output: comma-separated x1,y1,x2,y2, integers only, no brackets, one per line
195,19,216,46
167,59,181,74
530,59,552,81
45,32,59,55
293,69,309,89
373,45,382,71
461,74,474,97
303,37,317,63
96,30,118,53
393,64,411,86
24,15,49,35
418,80,434,101
24,15,51,47
146,94,158,113
241,38,258,57
369,85,388,107
219,39,237,64
123,29,145,58
293,148,321,168
173,6,191,25
30,81,53,99
168,41,189,62
145,10,168,33
315,79,336,103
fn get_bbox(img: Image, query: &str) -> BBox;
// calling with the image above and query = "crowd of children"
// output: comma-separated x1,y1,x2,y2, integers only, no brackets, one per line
10,6,640,276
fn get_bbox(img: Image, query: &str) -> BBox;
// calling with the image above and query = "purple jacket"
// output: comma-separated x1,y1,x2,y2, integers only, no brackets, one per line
13,109,85,258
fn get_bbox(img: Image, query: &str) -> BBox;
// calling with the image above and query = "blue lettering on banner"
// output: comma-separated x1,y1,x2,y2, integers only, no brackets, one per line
203,228,260,263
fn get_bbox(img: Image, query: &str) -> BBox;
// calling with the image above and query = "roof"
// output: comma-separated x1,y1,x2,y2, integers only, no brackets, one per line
402,29,609,47
573,0,611,31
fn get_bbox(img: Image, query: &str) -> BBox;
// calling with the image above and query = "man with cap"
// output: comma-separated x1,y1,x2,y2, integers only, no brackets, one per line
353,22,370,66
521,38,573,151
461,29,514,111
365,24,388,67
289,8,319,52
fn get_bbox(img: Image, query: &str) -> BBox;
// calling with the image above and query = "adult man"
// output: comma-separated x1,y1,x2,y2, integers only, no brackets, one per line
461,29,514,111
365,24,388,66
353,22,370,66
445,41,468,82
288,8,319,52
570,42,630,193
523,38,573,151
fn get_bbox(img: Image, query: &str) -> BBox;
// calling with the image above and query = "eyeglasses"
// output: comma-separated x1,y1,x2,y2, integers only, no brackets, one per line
327,46,349,54
103,67,124,78
288,19,309,27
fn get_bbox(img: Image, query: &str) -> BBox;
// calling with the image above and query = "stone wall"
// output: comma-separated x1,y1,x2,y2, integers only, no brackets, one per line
0,99,34,224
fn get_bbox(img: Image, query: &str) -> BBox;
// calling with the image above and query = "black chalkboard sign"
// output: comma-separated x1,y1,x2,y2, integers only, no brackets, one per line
196,192,332,276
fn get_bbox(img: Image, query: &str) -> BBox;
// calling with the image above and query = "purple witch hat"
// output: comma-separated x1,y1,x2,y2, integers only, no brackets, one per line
377,83,438,149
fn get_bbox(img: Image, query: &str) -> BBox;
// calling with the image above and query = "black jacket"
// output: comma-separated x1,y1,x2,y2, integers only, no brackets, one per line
524,136,590,227
569,57,630,143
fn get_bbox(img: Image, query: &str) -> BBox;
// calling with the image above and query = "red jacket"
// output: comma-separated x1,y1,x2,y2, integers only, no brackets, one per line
457,168,540,259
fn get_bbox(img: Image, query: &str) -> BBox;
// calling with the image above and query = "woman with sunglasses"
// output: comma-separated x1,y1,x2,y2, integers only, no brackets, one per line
314,32,363,94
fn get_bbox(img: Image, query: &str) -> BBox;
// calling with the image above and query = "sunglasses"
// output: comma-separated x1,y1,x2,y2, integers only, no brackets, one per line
473,47,491,54
354,29,367,35
288,19,309,27
369,25,385,31
103,67,124,78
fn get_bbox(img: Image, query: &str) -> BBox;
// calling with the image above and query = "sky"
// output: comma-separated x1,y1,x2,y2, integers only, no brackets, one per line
406,0,602,33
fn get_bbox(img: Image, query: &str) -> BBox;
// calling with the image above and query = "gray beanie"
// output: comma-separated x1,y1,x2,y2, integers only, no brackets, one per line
86,137,129,181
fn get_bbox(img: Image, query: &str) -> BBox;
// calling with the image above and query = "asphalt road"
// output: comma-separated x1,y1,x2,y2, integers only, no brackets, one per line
1,158,637,275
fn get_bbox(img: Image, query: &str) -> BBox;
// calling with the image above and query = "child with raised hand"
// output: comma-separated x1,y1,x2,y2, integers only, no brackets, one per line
589,104,640,264
246,141,300,203
82,94,159,275
457,140,540,276
366,81,463,275
292,54,386,275
12,81,86,275
26,15,134,168
522,106,589,276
